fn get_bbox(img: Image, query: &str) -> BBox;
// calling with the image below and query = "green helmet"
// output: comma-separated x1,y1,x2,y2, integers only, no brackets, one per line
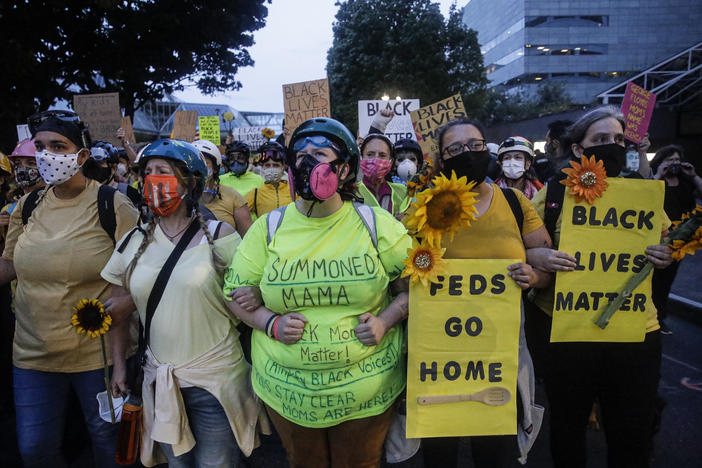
287,118,360,179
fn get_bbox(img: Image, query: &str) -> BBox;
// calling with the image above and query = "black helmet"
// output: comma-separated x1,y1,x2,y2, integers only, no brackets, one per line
393,138,423,165
360,133,394,160
288,118,360,180
225,140,250,157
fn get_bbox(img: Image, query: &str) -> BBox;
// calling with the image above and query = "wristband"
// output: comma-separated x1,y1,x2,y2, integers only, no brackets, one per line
273,316,282,342
264,314,278,338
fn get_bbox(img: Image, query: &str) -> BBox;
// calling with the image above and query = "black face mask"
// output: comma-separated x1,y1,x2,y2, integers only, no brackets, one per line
581,143,626,177
230,161,248,177
291,153,341,201
82,159,113,183
14,165,42,188
440,150,491,185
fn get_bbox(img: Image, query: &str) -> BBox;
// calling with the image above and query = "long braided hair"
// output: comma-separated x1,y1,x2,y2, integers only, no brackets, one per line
122,159,225,291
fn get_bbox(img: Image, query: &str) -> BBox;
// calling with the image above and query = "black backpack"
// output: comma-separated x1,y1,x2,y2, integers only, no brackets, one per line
22,185,118,245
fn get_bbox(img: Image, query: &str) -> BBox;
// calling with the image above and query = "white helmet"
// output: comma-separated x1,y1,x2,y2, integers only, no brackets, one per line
192,140,222,167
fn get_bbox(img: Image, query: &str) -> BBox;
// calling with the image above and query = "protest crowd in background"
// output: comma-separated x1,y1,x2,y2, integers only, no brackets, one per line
0,80,700,468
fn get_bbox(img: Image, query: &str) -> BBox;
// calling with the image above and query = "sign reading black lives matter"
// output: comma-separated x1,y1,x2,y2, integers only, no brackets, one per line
357,99,420,142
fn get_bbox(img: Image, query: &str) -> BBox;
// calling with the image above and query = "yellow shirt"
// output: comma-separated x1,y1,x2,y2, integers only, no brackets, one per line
443,185,543,261
220,171,264,197
3,180,138,372
244,182,293,219
101,223,243,365
224,202,412,428
529,185,671,332
203,185,247,231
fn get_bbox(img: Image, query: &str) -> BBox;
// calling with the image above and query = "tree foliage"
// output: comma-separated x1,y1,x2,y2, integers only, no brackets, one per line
326,0,488,132
0,0,269,151
482,81,574,125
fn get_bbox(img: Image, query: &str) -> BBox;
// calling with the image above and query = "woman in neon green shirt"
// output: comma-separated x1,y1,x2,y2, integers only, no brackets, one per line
225,118,411,468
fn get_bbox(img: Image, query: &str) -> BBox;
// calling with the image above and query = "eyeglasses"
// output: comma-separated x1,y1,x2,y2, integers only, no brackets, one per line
27,110,82,135
442,139,486,157
501,137,533,149
292,135,340,153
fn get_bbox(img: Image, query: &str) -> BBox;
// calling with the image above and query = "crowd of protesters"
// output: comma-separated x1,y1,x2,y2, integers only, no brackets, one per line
0,101,699,468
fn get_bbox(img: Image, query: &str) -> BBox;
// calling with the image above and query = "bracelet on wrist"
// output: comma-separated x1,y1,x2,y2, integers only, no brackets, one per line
273,316,282,341
265,314,278,338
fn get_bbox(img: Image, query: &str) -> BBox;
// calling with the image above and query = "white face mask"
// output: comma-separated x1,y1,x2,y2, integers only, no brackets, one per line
262,167,283,184
116,163,128,177
207,167,213,179
501,159,525,180
36,149,83,185
396,158,418,182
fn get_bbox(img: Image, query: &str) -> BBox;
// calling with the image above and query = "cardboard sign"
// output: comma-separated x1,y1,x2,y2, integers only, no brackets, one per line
357,99,420,143
198,116,221,145
410,94,467,163
283,78,330,144
120,116,136,145
621,82,656,144
551,178,665,343
406,259,521,438
72,92,122,145
171,111,198,142
230,126,269,152
16,124,31,141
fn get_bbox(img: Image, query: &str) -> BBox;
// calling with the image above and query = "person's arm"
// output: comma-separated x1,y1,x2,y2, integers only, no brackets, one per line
234,205,253,238
103,285,136,326
680,162,702,198
355,277,409,346
109,317,131,397
116,127,138,164
0,258,16,285
226,291,306,345
637,133,652,178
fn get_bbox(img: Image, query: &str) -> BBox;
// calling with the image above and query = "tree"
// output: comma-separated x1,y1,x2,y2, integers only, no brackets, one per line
482,82,574,125
0,0,269,152
326,0,487,132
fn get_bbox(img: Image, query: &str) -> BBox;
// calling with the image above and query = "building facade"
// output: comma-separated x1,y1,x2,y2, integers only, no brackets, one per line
462,0,702,103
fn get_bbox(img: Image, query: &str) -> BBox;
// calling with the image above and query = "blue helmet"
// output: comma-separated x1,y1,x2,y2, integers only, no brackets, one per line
139,139,208,186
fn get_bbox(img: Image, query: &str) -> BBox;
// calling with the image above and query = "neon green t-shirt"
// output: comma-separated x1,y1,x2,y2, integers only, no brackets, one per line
219,171,264,197
224,201,411,428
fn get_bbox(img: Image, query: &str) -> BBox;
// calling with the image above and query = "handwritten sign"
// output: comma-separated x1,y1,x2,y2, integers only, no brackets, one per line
198,116,221,145
410,94,467,162
406,259,521,438
283,78,330,144
171,111,198,142
73,92,122,146
552,178,665,343
231,126,268,152
357,99,420,142
621,82,656,144
120,116,136,145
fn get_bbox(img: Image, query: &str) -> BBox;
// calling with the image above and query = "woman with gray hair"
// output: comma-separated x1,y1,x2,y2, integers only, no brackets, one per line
526,105,673,468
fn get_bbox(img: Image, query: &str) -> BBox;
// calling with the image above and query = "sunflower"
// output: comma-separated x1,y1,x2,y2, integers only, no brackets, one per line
404,171,478,247
670,238,701,261
401,239,447,287
71,299,112,338
560,155,609,204
261,127,275,139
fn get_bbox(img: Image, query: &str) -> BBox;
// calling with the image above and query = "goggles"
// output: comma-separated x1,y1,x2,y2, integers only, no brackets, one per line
501,137,533,149
292,135,340,153
260,150,285,162
90,147,110,161
28,110,82,136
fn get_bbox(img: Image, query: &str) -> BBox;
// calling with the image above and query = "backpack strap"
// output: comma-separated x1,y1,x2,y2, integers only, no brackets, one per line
266,205,288,244
501,188,524,235
253,188,259,217
117,226,146,253
97,184,118,245
352,201,379,253
213,221,224,240
21,188,43,225
544,179,566,244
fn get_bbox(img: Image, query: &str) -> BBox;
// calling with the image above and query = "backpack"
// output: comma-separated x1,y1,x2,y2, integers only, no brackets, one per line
501,187,524,235
542,177,567,244
266,201,379,253
22,184,118,245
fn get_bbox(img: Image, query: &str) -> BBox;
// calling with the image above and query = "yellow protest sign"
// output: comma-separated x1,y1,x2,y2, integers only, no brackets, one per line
410,94,467,162
406,259,521,438
551,178,665,343
283,78,330,144
198,116,221,145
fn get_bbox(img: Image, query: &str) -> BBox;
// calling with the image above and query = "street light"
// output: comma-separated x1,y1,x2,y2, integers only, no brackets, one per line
395,96,402,101
381,94,390,101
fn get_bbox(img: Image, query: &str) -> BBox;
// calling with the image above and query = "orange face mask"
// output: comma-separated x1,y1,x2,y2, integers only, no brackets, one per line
143,174,184,217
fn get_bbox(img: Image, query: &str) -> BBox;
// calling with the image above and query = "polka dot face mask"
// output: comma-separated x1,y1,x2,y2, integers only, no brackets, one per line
36,149,82,185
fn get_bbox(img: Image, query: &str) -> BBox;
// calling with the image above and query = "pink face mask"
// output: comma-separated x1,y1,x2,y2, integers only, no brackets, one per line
360,158,392,186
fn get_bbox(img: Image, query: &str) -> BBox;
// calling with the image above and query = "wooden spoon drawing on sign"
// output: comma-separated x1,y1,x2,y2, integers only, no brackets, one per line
417,387,511,406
